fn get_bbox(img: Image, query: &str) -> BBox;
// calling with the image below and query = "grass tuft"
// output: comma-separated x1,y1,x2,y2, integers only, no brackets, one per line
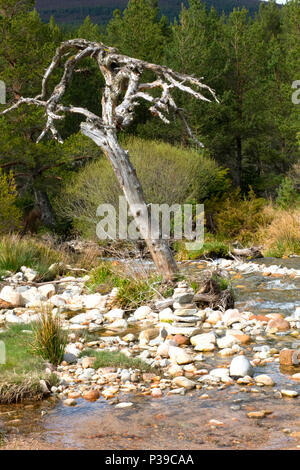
31,304,68,366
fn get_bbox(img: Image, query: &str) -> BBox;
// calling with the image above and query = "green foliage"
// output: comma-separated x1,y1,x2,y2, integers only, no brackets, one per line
31,305,68,366
57,137,228,239
276,177,300,209
0,169,21,233
0,235,66,280
87,261,159,310
106,0,167,62
215,188,266,243
175,237,229,260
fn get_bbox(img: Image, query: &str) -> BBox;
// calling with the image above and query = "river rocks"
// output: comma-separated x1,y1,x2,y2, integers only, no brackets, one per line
82,389,100,401
190,332,216,351
254,374,275,386
156,339,177,357
109,319,128,330
37,284,56,299
139,328,160,345
134,306,152,320
82,293,107,309
167,364,184,377
172,376,196,390
267,318,291,333
206,311,222,325
281,389,299,398
115,402,133,408
247,410,272,419
81,357,97,369
229,355,254,378
0,286,24,307
279,349,300,366
173,334,189,346
217,335,238,349
21,266,38,282
159,308,174,322
63,398,77,406
104,308,124,321
168,346,193,365
151,388,163,398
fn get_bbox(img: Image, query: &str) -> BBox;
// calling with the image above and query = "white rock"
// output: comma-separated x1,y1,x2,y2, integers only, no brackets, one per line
104,308,125,321
83,293,107,309
115,402,133,408
159,308,174,322
134,306,152,320
38,284,56,299
190,332,216,346
109,319,128,330
0,286,24,307
5,312,23,324
172,376,196,389
230,355,254,378
217,335,238,349
168,346,193,365
49,295,66,307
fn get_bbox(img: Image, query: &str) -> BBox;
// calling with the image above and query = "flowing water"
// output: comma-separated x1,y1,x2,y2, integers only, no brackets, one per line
1,258,300,450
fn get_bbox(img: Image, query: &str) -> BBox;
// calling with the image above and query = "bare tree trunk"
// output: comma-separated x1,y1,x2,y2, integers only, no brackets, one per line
81,123,178,281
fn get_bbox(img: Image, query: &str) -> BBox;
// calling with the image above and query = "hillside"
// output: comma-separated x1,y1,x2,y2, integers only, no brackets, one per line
36,0,264,25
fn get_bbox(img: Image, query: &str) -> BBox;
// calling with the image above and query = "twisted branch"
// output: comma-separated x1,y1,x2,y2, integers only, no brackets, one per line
1,39,219,145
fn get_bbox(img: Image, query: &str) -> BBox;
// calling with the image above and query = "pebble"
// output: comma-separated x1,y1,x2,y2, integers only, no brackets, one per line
280,389,299,398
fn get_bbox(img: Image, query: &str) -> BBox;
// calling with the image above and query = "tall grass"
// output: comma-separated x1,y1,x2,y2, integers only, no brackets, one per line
0,235,67,280
260,207,300,257
31,305,68,366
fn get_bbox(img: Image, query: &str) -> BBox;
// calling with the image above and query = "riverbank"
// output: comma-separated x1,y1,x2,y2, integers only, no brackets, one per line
0,256,300,449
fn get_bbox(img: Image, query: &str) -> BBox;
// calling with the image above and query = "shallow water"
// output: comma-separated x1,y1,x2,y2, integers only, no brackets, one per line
1,257,300,450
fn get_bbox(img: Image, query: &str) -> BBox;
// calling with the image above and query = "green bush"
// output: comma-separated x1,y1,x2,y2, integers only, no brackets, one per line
215,188,266,243
56,137,229,239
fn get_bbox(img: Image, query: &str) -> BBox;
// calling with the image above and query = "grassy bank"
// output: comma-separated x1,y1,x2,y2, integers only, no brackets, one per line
0,235,68,281
0,324,58,404
79,348,155,372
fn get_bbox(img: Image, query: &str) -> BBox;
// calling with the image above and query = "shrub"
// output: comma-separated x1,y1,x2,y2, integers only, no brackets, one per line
215,188,266,244
31,305,68,366
0,169,21,234
56,137,229,239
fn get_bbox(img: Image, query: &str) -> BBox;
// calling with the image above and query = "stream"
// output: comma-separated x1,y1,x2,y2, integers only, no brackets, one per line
1,257,300,450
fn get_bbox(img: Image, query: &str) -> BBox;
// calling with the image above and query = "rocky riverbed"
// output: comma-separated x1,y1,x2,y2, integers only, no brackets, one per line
0,257,300,450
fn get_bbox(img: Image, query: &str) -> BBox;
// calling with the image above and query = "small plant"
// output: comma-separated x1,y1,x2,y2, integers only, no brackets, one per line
31,305,68,366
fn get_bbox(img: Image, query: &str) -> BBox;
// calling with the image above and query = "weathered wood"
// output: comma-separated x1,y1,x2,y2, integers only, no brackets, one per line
232,247,263,259
1,39,218,281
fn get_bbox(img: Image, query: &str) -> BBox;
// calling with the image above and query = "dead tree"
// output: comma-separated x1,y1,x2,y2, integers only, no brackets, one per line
1,39,219,280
